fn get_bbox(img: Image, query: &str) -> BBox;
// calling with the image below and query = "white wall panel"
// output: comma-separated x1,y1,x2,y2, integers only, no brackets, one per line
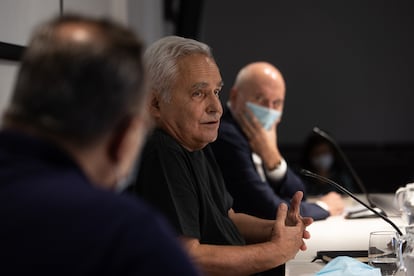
127,0,165,46
0,0,167,123
63,0,167,45
0,61,18,120
0,0,60,124
62,0,128,24
0,0,59,46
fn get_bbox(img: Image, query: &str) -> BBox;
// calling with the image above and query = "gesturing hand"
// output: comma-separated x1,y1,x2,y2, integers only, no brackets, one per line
269,196,312,262
284,191,313,250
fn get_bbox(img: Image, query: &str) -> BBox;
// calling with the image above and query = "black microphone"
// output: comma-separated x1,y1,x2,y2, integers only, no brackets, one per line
312,127,380,211
301,169,402,236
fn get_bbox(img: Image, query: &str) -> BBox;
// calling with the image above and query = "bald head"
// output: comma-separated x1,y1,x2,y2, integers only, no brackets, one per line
234,62,285,91
230,62,286,116
55,21,103,44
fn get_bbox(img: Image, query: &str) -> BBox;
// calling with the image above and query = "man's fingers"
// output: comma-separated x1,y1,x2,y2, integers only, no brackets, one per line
244,108,259,127
238,113,249,129
238,112,255,138
240,108,263,131
303,229,311,240
288,191,303,216
302,217,313,227
300,242,308,251
290,191,303,207
276,203,288,225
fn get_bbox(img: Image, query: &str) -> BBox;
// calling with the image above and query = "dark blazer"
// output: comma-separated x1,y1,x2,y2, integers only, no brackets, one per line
0,130,199,275
211,110,329,220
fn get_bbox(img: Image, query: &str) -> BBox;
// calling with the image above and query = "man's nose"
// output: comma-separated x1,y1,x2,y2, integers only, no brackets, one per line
262,99,273,109
206,93,223,115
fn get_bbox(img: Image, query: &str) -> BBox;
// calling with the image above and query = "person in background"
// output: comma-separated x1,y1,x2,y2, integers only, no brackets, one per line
0,15,199,275
211,62,344,221
130,36,313,276
301,132,357,196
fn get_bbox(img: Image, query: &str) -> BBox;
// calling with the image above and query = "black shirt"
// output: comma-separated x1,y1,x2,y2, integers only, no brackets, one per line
134,128,245,246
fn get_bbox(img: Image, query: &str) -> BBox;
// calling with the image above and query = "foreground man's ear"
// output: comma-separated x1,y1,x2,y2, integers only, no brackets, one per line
108,116,146,175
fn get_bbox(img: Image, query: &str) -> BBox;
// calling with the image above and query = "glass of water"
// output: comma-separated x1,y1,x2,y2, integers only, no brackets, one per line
368,231,400,275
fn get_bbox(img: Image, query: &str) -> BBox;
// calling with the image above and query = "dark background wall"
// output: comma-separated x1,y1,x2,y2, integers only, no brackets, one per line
198,0,414,192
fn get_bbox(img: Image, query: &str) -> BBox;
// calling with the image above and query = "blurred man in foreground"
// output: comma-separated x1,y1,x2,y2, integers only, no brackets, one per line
0,15,199,275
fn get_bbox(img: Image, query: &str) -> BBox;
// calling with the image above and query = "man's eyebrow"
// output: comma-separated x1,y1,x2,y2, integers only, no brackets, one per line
191,82,208,90
191,81,224,90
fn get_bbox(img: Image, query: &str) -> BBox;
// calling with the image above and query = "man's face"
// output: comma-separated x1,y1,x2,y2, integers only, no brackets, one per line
232,68,285,115
155,54,223,151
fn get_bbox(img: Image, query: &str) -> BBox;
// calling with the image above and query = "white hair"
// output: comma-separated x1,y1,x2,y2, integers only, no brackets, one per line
144,35,214,102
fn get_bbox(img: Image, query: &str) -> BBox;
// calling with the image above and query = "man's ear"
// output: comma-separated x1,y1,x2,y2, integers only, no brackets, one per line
107,116,145,166
229,87,238,103
149,93,161,117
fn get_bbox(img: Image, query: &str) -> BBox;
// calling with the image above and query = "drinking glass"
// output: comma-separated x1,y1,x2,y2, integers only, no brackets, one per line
368,231,400,275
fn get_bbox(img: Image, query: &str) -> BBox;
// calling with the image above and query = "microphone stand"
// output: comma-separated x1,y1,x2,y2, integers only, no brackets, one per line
312,127,381,212
301,169,402,236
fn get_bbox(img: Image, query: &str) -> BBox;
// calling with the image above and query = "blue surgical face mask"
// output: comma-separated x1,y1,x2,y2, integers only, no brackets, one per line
246,101,282,130
311,153,334,171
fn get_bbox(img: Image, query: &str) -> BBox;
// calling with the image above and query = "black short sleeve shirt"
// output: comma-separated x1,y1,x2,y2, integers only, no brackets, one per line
134,129,245,246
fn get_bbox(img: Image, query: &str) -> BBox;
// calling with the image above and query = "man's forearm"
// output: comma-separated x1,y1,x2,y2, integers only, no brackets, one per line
181,238,288,276
228,209,274,243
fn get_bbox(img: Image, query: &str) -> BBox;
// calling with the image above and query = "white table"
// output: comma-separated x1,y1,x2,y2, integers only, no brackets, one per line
286,194,404,275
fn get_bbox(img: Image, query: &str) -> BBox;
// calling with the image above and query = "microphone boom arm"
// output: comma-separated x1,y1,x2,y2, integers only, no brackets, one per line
301,169,402,236
313,127,377,208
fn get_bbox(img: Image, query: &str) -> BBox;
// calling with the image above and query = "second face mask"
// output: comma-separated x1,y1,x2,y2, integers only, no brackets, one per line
246,101,282,130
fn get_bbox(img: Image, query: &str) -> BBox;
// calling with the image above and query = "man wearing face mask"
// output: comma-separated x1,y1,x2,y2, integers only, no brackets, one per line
211,62,344,221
